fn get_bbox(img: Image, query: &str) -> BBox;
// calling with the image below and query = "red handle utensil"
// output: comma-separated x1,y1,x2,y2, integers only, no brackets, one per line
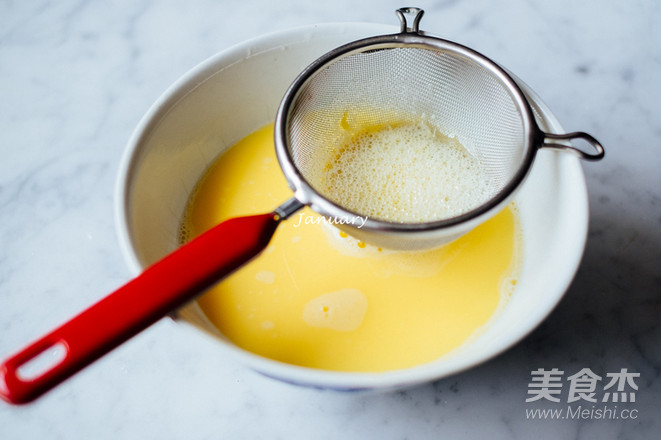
0,213,280,404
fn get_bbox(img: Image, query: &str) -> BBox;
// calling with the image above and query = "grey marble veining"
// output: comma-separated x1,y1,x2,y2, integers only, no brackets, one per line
1,0,660,438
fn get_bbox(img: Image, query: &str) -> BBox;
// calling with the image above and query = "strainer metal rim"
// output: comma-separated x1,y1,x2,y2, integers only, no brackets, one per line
274,25,541,234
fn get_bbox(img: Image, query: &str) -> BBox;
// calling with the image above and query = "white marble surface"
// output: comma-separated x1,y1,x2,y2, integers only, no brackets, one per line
1,0,659,438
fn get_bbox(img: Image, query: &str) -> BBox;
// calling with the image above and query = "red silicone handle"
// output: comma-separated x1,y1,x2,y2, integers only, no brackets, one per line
0,213,279,404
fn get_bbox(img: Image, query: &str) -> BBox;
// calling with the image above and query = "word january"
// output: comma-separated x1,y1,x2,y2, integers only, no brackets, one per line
292,213,368,229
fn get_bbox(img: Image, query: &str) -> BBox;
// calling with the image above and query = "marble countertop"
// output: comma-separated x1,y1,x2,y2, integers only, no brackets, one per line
1,0,659,438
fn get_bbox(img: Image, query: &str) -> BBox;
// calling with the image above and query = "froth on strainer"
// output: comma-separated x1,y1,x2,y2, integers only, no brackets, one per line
310,117,497,223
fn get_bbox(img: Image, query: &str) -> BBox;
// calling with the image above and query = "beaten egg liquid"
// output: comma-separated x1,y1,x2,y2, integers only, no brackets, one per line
182,124,521,372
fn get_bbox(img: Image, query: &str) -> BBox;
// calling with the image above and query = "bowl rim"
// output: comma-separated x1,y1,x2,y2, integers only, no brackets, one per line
114,21,588,391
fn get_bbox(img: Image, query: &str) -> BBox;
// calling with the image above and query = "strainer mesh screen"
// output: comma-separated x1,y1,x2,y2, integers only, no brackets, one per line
286,47,526,220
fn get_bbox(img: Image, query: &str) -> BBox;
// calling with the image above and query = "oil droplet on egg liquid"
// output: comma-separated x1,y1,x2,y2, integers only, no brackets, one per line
303,288,368,332
182,123,522,372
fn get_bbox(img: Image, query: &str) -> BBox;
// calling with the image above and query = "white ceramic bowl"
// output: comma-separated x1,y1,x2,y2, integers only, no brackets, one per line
115,23,588,391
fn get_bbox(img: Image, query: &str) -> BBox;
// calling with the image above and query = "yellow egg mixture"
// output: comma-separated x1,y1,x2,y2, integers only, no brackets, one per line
182,124,521,372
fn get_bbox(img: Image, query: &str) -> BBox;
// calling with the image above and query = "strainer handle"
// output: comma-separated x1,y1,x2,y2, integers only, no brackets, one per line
540,132,605,161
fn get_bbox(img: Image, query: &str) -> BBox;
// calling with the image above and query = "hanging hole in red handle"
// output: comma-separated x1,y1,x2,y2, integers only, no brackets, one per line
15,341,68,382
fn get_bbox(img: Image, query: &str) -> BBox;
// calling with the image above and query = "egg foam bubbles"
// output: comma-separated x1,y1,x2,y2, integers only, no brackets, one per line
316,120,496,223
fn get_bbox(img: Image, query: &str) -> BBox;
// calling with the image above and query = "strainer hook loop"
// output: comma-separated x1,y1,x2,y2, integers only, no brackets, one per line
541,132,605,161
396,7,424,33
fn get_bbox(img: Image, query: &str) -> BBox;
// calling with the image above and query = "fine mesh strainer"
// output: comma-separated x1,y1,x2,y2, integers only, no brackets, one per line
274,7,604,250
0,7,603,404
